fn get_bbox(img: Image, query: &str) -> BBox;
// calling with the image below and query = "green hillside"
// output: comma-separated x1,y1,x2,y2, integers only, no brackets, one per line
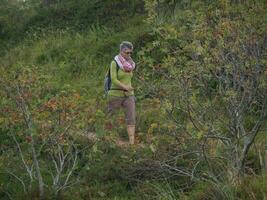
0,0,266,199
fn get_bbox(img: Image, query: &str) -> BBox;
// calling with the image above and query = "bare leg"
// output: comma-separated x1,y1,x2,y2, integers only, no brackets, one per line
127,125,135,145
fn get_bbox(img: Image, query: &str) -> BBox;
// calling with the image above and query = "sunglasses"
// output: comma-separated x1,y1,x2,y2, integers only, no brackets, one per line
125,51,133,55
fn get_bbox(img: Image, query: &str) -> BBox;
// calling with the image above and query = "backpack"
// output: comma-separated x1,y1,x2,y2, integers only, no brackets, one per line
104,60,120,96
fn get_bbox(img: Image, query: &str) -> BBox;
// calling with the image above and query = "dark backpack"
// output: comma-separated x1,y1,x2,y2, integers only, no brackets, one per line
104,60,120,96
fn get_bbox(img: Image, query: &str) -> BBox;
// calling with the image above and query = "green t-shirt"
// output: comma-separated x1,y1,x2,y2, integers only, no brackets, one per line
108,60,134,97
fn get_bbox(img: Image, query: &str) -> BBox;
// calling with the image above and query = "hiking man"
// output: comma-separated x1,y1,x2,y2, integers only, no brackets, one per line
106,41,136,145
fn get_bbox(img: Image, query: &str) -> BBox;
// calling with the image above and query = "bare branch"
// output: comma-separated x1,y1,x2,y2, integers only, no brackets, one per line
4,171,26,193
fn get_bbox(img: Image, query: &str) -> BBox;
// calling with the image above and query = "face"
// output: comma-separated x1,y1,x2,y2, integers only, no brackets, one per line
121,48,133,59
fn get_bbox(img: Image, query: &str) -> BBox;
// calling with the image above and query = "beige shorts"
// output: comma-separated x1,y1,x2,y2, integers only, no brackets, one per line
107,96,136,125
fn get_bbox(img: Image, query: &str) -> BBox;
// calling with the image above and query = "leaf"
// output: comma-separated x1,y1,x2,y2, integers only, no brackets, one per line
196,131,204,140
92,144,98,153
149,144,156,153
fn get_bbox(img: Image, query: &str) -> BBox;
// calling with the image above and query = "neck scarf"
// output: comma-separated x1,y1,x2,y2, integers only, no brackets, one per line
114,54,135,72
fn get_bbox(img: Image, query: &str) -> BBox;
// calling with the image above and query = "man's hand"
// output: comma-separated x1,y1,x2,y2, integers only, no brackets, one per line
123,85,134,92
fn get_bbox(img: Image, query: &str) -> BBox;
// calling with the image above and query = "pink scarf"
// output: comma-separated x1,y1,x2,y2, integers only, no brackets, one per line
114,54,135,72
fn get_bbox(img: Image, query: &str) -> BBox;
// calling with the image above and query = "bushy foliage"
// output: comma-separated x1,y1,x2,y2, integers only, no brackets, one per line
140,0,267,183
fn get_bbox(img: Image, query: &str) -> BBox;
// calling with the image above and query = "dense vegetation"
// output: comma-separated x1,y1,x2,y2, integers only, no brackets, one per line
0,0,266,199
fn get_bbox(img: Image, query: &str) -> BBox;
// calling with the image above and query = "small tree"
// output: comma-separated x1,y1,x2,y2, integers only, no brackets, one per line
141,0,267,184
0,66,84,198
